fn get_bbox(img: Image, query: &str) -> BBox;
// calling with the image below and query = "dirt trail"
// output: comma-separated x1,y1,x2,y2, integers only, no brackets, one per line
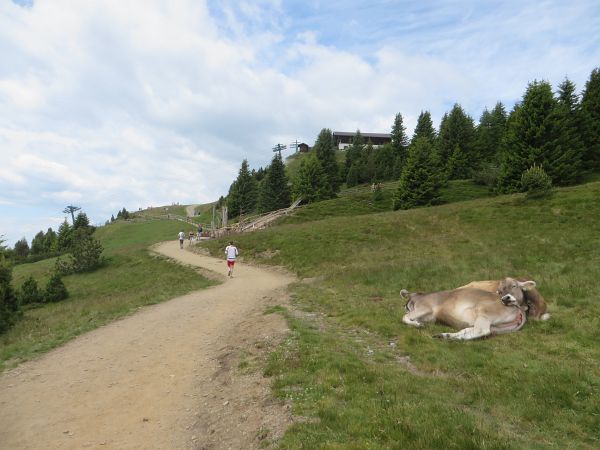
0,241,296,449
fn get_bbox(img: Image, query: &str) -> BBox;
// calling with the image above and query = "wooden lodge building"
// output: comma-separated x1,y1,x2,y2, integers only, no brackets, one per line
332,131,392,150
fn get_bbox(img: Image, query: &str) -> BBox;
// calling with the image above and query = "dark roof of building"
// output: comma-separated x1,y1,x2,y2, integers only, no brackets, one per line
332,131,391,138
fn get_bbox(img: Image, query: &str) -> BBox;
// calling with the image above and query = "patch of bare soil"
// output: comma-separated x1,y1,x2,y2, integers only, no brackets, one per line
0,241,296,449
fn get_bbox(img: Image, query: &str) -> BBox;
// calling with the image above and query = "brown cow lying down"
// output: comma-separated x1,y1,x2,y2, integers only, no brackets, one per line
401,278,536,340
459,278,550,321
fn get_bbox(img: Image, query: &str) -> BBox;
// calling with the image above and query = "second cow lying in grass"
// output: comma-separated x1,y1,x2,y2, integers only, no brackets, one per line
400,278,537,340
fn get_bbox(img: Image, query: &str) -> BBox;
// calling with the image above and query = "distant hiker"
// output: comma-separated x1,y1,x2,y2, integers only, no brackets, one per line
188,230,194,243
225,241,239,278
197,223,203,238
178,230,185,249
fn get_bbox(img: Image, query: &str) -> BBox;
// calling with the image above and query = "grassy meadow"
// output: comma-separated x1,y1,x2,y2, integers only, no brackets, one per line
202,180,600,449
1,219,212,371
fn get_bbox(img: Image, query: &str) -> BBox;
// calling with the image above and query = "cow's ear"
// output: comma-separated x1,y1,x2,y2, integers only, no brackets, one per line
518,280,536,291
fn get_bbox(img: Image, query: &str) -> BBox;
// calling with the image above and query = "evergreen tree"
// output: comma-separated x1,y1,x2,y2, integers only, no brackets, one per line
257,153,291,213
476,102,507,163
44,228,58,253
555,77,585,179
73,212,91,230
411,111,436,145
31,231,46,255
227,159,258,219
344,130,364,175
57,219,72,250
374,143,395,181
497,80,583,192
0,257,19,333
346,163,360,187
393,137,443,210
438,103,477,179
581,68,600,170
18,276,42,305
44,272,69,303
359,141,376,183
293,153,332,203
313,128,340,193
391,113,409,173
13,238,29,259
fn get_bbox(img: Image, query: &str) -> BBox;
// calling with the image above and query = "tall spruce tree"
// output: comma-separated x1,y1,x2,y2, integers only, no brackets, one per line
581,68,600,170
345,130,364,174
411,111,436,145
391,113,409,175
257,153,291,213
497,80,583,193
313,128,340,193
227,159,258,219
476,102,507,163
0,257,19,333
293,153,332,203
438,103,477,179
57,220,72,250
393,137,443,210
555,77,585,179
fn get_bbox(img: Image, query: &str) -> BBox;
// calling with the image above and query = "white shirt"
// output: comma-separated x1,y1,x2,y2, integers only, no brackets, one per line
178,232,185,240
225,245,238,260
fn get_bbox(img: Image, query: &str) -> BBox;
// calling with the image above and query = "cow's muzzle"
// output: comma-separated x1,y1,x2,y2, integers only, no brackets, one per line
501,294,517,306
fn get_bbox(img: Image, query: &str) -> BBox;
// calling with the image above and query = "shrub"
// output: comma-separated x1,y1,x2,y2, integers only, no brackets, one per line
521,164,553,198
0,258,19,333
68,229,105,273
44,273,69,303
18,276,42,305
473,162,500,187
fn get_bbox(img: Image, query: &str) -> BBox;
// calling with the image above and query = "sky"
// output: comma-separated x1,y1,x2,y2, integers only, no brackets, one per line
1,0,599,246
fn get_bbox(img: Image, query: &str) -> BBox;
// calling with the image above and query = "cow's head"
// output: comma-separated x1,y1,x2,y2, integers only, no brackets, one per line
497,277,536,307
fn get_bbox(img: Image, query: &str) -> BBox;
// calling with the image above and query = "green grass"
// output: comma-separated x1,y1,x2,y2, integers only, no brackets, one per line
2,219,213,371
203,181,600,448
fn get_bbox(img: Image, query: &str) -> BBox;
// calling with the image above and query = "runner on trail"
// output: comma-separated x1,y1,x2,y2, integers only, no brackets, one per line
178,230,185,249
225,241,239,278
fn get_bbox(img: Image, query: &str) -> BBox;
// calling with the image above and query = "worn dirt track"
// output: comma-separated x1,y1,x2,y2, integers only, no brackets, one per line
0,241,296,449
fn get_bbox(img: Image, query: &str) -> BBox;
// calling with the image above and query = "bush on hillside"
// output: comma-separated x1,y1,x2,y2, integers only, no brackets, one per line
69,231,105,273
18,276,42,305
0,258,20,333
44,273,69,303
521,164,553,198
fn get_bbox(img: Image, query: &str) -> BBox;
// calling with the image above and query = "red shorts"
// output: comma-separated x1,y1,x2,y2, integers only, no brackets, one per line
227,260,236,268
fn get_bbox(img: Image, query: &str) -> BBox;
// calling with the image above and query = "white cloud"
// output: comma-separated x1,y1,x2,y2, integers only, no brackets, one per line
0,0,598,245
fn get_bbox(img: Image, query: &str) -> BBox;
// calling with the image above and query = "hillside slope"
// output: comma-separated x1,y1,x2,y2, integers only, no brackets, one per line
203,181,600,448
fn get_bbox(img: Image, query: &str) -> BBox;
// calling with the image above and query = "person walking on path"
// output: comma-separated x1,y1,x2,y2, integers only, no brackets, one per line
225,241,239,278
178,230,185,249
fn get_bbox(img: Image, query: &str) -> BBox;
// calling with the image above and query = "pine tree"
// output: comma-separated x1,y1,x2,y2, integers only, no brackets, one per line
313,128,340,193
555,77,585,181
57,219,72,250
476,102,507,163
391,113,409,173
31,231,46,255
345,130,364,175
497,80,583,192
73,212,91,230
438,103,477,179
257,153,291,213
227,160,258,219
0,258,19,333
13,238,30,259
293,153,332,203
44,228,58,253
374,143,395,181
411,111,436,145
393,138,442,210
44,272,69,303
581,68,600,170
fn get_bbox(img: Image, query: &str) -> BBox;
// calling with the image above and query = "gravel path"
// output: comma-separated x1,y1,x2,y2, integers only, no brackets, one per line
0,240,295,449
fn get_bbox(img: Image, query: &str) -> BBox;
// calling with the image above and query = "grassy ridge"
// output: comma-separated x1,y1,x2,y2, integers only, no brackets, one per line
203,182,600,448
2,219,211,371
